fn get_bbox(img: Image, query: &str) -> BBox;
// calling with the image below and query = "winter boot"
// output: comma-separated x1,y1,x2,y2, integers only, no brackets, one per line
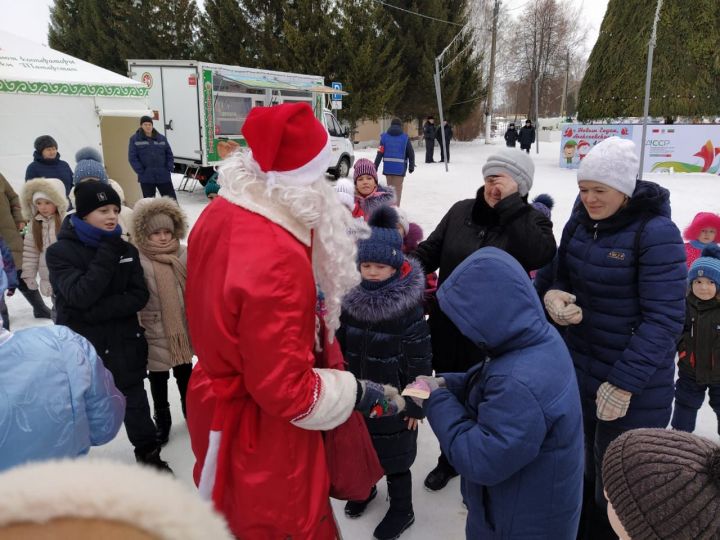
424,454,458,491
153,406,172,446
21,288,51,319
344,485,377,518
135,446,173,474
374,472,414,540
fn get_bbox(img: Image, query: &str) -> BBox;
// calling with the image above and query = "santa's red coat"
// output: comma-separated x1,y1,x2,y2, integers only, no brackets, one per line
185,195,356,539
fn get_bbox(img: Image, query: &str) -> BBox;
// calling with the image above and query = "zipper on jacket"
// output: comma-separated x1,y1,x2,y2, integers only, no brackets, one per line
593,223,599,240
360,324,370,380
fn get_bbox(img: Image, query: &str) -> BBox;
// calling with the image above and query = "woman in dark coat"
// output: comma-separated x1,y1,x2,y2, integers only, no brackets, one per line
413,148,556,491
46,181,171,472
25,135,74,196
543,137,687,539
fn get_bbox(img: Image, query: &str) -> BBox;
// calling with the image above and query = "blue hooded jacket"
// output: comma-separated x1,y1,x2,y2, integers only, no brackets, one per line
25,150,74,196
128,128,174,184
0,266,125,471
426,247,583,539
552,180,686,429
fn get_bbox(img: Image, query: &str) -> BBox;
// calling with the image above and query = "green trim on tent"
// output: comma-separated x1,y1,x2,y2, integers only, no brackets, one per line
0,80,148,97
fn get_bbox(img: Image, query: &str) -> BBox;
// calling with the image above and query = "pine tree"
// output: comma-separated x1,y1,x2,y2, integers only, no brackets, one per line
197,0,255,65
335,0,407,127
48,0,84,58
577,0,720,120
242,0,287,69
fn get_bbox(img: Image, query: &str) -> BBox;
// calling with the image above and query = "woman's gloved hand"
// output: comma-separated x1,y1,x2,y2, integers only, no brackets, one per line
355,380,405,418
544,289,583,326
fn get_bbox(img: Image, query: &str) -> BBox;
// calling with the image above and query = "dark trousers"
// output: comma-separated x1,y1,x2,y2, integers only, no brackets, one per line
140,182,177,200
439,141,450,162
122,381,160,454
0,297,7,330
424,139,435,162
520,144,531,154
577,417,627,540
672,372,720,433
148,363,193,416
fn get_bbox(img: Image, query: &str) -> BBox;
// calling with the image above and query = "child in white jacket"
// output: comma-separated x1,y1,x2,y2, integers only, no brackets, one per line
21,177,68,317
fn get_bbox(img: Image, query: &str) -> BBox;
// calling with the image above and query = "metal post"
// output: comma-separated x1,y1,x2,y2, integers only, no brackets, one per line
534,75,540,154
561,48,569,119
638,0,664,179
434,57,448,172
485,0,500,144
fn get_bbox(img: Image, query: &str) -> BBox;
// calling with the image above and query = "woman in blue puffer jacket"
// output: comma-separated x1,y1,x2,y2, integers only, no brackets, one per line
543,137,687,539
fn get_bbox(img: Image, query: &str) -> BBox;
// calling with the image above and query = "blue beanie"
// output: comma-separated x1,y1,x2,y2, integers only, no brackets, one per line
74,147,108,185
689,245,720,285
357,206,404,269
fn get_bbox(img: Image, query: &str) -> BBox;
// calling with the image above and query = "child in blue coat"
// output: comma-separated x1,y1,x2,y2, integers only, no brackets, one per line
409,247,584,539
337,206,431,540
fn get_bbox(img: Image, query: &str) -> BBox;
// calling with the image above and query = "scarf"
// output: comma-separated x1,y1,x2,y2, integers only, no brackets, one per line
690,239,715,251
71,214,122,248
139,237,192,364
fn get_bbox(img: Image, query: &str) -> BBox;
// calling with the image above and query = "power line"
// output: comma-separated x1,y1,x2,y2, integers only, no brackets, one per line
370,0,464,26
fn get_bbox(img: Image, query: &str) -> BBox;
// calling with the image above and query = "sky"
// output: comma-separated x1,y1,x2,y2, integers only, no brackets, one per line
0,0,609,51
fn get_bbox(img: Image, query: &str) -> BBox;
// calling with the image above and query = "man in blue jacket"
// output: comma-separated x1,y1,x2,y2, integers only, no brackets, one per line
412,247,583,539
374,118,415,206
128,116,176,199
25,135,74,196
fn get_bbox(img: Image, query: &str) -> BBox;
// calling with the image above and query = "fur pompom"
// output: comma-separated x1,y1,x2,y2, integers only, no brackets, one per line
75,146,103,164
532,193,555,211
368,204,399,229
701,244,720,259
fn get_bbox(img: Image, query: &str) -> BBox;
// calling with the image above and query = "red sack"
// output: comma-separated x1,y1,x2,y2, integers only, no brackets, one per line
315,322,384,501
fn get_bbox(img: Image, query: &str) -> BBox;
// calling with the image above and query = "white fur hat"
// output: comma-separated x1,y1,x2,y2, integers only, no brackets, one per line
334,177,355,210
394,206,410,236
577,136,638,197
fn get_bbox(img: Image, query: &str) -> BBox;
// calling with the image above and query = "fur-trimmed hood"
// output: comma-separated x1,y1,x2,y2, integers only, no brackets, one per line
132,196,189,245
21,177,68,220
342,256,425,322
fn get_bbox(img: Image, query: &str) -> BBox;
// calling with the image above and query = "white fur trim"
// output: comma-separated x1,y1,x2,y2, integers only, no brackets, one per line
220,180,312,246
248,137,332,188
0,459,233,539
198,430,222,501
291,369,358,430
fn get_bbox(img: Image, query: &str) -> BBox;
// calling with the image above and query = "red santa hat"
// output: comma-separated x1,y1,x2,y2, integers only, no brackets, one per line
241,102,331,187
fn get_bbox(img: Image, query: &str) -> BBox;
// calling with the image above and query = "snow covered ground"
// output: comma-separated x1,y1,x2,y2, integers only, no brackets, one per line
5,135,720,538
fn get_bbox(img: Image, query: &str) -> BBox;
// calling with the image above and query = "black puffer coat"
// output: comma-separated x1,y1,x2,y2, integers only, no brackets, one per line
337,258,432,475
46,216,150,390
414,188,556,373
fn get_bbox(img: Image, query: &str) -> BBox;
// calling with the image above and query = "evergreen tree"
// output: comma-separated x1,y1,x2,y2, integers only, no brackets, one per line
48,0,83,58
197,0,255,65
578,0,720,120
335,0,407,127
242,0,287,69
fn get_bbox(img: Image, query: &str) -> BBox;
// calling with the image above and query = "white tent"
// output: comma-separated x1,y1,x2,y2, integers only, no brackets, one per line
0,30,151,204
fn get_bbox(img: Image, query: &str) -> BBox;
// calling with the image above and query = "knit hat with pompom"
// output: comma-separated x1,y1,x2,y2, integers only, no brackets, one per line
531,194,554,220
74,147,108,185
357,206,404,270
688,244,720,285
603,428,720,540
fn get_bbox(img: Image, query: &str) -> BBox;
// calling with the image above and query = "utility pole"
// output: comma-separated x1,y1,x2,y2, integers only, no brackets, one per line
560,48,569,119
484,0,500,144
638,0,664,179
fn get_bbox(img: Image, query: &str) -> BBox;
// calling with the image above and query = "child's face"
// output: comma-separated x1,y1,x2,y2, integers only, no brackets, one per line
41,147,58,160
355,175,377,197
605,493,630,540
149,228,174,246
692,276,717,301
35,199,57,218
360,262,396,282
699,228,716,243
83,204,119,231
207,192,218,200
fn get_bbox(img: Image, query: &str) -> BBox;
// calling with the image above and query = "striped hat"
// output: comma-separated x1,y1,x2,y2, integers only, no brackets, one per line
689,244,720,284
603,428,720,540
353,158,378,183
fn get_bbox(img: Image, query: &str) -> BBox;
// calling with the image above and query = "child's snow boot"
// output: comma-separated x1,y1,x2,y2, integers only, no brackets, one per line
374,471,414,540
344,485,377,518
153,406,172,446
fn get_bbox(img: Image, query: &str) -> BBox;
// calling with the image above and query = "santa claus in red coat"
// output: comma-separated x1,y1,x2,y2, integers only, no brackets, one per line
185,102,403,539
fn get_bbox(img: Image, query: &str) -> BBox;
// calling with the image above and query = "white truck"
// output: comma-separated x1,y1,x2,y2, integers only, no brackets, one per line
126,60,354,184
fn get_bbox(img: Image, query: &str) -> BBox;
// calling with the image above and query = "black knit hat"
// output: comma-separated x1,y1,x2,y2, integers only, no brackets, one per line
603,428,720,539
34,135,58,153
74,180,122,218
140,115,153,125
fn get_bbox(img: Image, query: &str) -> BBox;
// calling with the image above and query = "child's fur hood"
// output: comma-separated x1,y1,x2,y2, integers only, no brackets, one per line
21,177,68,220
132,196,189,244
342,256,425,322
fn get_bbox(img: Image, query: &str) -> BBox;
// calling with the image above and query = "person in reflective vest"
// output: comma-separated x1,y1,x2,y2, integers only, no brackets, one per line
374,118,415,206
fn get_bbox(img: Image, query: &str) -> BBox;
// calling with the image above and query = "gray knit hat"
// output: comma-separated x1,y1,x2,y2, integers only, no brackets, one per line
482,148,535,197
603,428,720,540
74,147,108,185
